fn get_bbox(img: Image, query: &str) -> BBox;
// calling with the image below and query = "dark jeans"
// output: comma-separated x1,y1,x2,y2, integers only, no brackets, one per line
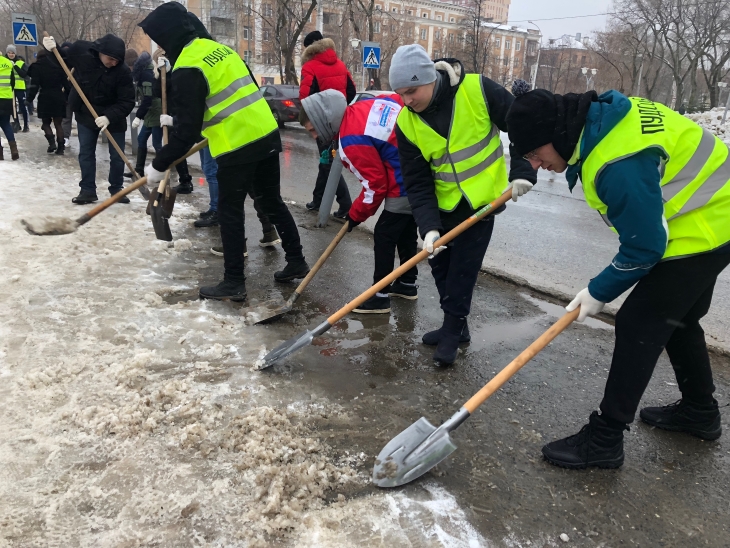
429,217,495,318
312,141,351,210
77,123,125,195
62,102,72,138
217,154,303,279
373,210,418,287
42,117,64,143
600,252,730,424
134,125,163,175
14,90,28,127
0,114,14,142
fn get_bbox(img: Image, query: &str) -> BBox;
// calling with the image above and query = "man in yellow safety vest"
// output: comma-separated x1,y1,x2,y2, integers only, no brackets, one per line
506,81,730,469
391,45,536,366
5,45,29,132
138,2,309,301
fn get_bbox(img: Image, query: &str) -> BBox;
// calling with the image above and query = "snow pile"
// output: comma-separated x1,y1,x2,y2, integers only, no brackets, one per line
685,108,730,143
0,156,362,546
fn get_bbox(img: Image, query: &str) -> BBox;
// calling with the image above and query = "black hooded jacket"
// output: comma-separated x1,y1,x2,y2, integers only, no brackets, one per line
394,59,537,238
64,34,134,132
139,2,281,170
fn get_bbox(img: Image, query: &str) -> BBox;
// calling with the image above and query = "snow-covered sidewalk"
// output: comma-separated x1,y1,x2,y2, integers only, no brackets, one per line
0,137,490,546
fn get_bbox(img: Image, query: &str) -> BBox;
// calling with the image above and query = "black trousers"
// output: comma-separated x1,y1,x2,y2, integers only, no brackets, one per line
312,141,351,210
600,252,730,424
429,216,495,318
217,154,303,279
42,117,64,143
373,210,418,287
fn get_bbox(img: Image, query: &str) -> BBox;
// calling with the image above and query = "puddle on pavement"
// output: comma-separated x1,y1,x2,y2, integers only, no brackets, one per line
520,293,612,330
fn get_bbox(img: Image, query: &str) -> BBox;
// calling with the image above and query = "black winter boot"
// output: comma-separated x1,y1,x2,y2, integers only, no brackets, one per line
174,177,194,194
433,314,467,366
640,398,721,440
199,276,247,302
194,211,219,228
423,319,470,346
45,134,56,153
55,139,65,155
8,141,19,160
542,411,628,469
274,258,310,282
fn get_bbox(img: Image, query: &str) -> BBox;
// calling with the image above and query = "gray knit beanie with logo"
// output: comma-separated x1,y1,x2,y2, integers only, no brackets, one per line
388,44,436,91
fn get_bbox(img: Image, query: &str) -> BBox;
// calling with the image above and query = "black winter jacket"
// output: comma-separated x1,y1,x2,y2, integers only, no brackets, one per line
139,2,281,170
27,52,68,119
64,35,134,132
395,59,537,238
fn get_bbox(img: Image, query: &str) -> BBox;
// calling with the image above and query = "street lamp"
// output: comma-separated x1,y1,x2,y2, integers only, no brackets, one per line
719,81,729,124
581,67,597,91
350,38,365,91
528,20,542,90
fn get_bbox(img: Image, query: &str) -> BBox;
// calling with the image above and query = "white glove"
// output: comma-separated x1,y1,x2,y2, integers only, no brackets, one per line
159,114,173,127
144,163,165,185
566,287,605,322
423,230,446,258
95,116,110,131
511,179,534,202
131,117,142,129
157,56,171,72
43,36,57,51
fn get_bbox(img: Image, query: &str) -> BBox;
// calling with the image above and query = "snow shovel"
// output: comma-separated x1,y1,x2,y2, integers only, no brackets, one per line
241,221,350,325
258,188,514,370
43,32,150,201
21,139,208,236
372,307,580,487
147,65,177,241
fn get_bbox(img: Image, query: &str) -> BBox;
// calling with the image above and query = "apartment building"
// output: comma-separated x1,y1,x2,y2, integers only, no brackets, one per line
129,0,538,89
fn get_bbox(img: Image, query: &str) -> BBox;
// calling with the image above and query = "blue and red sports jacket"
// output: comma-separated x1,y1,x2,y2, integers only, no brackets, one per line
337,94,407,223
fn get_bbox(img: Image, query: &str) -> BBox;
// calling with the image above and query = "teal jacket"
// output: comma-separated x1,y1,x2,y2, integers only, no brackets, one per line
566,91,668,303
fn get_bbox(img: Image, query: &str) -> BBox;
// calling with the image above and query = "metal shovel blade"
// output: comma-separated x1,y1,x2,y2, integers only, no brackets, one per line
257,320,331,370
149,196,173,241
372,417,458,488
257,328,315,370
160,185,177,218
241,298,293,325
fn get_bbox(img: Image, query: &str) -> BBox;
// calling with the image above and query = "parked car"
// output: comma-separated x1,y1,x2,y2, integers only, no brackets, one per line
351,90,393,104
261,85,301,128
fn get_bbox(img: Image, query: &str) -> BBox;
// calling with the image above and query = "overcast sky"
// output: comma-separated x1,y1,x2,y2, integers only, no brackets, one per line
507,0,613,41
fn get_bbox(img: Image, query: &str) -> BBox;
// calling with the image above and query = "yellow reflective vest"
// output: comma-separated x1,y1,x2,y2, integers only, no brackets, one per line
173,38,277,158
12,59,25,90
581,97,730,260
396,74,508,212
0,56,13,100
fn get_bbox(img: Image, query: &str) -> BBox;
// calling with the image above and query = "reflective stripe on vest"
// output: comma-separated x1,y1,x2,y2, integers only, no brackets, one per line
396,74,508,212
12,60,25,90
173,39,277,158
581,96,730,260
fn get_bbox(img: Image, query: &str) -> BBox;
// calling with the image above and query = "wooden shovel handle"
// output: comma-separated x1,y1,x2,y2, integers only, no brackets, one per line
79,139,208,222
326,189,513,324
154,66,172,203
294,221,349,294
463,308,580,413
44,31,140,180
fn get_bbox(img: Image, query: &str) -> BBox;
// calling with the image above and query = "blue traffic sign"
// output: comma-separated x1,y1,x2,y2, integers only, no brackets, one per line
12,13,38,47
362,42,381,69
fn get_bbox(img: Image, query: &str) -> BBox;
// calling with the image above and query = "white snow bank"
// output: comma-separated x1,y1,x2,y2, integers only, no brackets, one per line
685,107,730,144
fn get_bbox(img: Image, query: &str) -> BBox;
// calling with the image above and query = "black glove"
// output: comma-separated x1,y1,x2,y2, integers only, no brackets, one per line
345,214,360,232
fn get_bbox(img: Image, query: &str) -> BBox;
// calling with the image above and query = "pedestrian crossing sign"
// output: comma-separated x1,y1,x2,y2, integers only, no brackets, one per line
12,13,38,47
362,44,381,69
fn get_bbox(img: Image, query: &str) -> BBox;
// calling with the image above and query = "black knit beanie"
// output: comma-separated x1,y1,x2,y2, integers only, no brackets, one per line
506,80,558,158
304,31,323,47
507,79,597,161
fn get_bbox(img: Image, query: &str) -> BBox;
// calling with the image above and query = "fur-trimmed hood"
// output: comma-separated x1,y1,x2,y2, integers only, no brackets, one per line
301,37,337,65
433,58,464,87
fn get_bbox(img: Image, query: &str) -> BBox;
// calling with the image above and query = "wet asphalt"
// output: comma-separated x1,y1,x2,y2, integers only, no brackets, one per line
28,123,730,546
